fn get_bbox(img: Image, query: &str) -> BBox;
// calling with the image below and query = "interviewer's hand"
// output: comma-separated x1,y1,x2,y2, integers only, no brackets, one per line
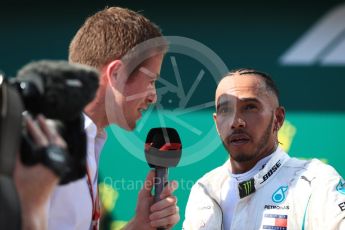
14,114,66,230
125,170,180,230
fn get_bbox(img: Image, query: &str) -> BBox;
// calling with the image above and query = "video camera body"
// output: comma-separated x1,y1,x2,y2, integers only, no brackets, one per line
0,60,99,184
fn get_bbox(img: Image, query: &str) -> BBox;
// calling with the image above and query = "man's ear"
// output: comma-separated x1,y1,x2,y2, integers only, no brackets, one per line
274,106,286,131
105,60,123,87
213,112,220,135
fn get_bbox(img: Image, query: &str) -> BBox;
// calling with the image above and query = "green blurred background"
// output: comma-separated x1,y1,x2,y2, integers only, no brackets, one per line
1,1,345,229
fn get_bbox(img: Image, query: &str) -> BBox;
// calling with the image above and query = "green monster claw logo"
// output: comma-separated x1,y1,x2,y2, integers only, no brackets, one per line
239,178,255,198
243,181,252,195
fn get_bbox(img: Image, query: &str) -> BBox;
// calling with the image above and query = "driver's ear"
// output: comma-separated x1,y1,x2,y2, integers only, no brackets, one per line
105,60,123,87
213,112,220,135
274,106,285,132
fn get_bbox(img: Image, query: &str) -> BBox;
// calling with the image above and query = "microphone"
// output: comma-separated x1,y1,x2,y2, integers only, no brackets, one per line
145,127,182,230
10,60,99,121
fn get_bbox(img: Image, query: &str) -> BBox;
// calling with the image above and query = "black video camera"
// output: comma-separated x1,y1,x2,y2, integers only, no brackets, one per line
0,60,99,184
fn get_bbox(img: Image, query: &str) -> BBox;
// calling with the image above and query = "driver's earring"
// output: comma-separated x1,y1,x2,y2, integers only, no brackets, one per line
274,124,279,132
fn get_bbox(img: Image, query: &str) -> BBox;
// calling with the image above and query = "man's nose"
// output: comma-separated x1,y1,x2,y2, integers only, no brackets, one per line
231,115,246,129
146,88,157,104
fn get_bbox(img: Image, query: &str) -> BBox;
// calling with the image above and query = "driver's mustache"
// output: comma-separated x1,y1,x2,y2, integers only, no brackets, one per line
227,129,251,138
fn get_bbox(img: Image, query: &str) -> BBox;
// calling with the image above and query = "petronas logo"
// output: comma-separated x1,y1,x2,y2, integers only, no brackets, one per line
336,179,345,195
239,178,255,198
272,186,288,203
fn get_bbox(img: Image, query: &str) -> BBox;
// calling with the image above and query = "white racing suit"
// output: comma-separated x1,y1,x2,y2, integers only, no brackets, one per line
183,148,345,229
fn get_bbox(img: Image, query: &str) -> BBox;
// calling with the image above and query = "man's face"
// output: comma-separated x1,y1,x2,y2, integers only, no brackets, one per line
213,74,281,163
119,53,163,130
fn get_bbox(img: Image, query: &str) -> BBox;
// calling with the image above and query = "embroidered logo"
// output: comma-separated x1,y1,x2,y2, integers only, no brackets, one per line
336,179,345,195
262,213,287,230
300,176,315,187
272,186,288,203
339,202,345,211
239,178,255,198
260,160,281,184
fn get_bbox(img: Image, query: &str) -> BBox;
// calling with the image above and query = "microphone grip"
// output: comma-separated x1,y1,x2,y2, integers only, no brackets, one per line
154,167,168,230
154,166,168,202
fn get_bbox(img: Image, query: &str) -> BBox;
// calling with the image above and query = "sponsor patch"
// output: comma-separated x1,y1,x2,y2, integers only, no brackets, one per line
272,186,288,203
262,213,287,230
336,179,345,195
238,178,255,198
260,160,281,184
264,205,289,210
339,202,345,211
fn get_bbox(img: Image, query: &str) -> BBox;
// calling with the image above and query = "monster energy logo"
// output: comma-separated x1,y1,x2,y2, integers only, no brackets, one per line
239,178,255,198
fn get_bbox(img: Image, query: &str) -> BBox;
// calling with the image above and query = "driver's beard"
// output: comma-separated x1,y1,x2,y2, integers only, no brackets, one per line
223,112,274,162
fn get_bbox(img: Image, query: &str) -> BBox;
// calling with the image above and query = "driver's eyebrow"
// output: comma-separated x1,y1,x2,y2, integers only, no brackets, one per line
216,96,261,110
139,67,160,80
240,97,260,104
216,101,231,111
216,94,233,110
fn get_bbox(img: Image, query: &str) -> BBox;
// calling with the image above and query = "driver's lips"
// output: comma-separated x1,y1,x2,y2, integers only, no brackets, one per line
226,133,251,147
